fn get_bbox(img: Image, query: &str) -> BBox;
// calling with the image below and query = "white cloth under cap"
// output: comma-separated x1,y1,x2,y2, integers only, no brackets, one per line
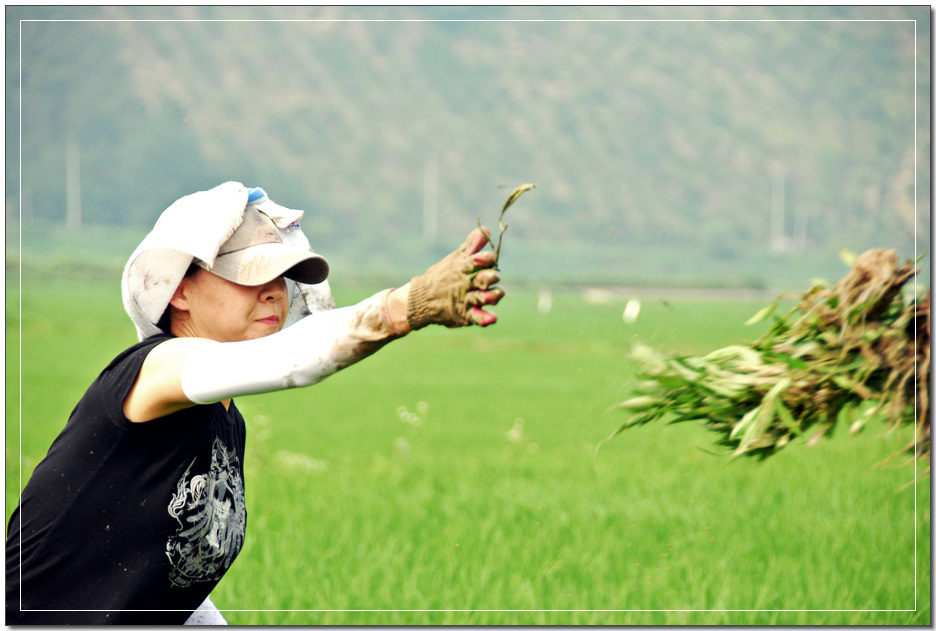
194,199,328,287
121,181,334,341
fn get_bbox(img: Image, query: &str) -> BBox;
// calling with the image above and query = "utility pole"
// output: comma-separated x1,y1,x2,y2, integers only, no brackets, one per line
792,203,808,252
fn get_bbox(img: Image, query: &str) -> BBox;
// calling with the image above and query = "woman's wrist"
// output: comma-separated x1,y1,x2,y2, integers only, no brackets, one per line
382,284,412,336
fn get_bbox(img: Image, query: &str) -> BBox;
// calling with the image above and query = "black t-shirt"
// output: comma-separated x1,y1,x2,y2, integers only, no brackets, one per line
6,334,248,625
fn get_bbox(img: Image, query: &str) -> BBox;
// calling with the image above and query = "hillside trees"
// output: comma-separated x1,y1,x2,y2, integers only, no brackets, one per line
7,6,928,282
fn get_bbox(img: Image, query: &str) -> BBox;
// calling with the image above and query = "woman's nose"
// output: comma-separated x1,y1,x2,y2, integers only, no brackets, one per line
260,277,286,301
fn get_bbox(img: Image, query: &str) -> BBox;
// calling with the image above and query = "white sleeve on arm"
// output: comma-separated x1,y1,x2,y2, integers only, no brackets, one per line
181,290,401,405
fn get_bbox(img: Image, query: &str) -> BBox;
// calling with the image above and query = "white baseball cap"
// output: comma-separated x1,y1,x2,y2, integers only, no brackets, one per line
196,202,329,286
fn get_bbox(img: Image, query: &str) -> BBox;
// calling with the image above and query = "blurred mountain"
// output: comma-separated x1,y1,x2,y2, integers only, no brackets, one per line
6,5,930,288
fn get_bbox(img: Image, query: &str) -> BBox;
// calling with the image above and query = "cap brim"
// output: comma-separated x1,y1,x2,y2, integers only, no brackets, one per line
203,243,329,286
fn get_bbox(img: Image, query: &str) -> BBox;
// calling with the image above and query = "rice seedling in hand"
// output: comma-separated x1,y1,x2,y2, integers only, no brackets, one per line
478,183,535,268
613,249,930,469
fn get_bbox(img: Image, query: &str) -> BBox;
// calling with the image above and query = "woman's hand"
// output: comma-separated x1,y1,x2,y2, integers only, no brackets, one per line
404,228,505,329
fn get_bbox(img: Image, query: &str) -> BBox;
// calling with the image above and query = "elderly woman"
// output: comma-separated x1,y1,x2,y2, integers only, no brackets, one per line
5,183,504,624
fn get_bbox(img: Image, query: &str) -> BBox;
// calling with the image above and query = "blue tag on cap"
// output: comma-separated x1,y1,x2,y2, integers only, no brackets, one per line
247,187,267,203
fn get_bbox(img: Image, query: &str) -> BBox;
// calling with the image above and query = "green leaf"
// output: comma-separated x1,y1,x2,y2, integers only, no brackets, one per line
615,396,663,411
745,300,780,326
610,411,659,437
703,345,763,365
765,352,811,371
832,374,873,399
738,377,791,450
667,358,703,383
657,376,691,390
730,407,760,440
635,380,665,394
773,399,799,434
700,379,748,399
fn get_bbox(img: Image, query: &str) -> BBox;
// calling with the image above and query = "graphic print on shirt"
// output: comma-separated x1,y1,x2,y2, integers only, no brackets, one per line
166,437,246,588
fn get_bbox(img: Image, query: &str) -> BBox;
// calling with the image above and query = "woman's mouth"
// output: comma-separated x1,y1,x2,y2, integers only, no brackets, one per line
256,315,280,327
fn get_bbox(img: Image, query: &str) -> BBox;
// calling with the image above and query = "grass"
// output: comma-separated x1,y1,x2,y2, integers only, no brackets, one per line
6,271,930,625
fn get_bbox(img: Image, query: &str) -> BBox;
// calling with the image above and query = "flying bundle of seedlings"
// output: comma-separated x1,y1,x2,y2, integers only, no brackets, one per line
613,249,930,470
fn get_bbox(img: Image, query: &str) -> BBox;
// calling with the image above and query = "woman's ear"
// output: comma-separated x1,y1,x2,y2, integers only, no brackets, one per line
168,279,191,312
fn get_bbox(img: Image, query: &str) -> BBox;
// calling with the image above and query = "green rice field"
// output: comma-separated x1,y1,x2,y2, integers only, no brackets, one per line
6,273,930,625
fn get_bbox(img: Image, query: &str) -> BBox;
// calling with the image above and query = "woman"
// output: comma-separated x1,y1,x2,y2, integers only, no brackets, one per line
6,183,504,624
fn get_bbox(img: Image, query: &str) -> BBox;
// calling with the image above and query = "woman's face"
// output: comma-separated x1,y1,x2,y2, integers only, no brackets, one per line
171,269,288,342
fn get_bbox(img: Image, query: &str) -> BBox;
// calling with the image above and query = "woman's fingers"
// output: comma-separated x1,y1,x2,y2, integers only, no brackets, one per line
471,268,500,290
468,306,498,327
460,227,493,257
466,287,505,306
470,250,497,269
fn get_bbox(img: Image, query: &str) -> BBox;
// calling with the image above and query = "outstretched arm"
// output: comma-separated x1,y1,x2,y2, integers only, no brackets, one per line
122,228,503,422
